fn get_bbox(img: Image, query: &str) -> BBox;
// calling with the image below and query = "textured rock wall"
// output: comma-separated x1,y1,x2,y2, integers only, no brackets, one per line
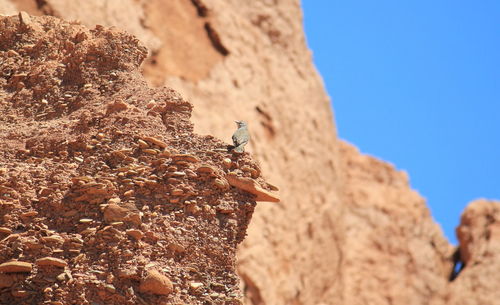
0,1,498,305
0,13,276,305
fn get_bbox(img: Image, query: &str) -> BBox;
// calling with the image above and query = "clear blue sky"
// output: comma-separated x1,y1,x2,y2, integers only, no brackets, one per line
301,1,499,244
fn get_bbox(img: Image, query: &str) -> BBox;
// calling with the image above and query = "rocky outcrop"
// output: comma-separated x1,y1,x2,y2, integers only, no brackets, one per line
0,13,276,304
339,142,453,305
434,200,500,305
0,1,498,305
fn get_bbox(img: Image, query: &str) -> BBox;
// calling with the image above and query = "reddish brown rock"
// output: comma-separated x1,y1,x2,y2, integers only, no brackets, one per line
0,261,33,273
0,12,266,305
226,173,280,203
139,269,173,296
36,257,68,268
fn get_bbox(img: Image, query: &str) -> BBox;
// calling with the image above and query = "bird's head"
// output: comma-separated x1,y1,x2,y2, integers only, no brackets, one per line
235,120,247,128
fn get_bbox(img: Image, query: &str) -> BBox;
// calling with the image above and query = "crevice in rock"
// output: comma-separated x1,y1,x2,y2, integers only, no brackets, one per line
204,22,229,56
34,0,54,15
449,247,465,281
255,106,276,138
240,272,264,305
190,0,208,17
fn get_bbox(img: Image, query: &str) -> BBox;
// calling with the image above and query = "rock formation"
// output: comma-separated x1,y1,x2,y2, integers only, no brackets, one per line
0,1,498,305
0,13,277,304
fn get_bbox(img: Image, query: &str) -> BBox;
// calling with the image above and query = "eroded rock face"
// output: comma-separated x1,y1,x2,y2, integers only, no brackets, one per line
439,200,500,305
0,2,499,305
339,142,453,305
0,14,275,304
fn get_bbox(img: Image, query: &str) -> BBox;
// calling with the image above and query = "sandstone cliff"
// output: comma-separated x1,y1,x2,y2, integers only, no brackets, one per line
0,1,498,305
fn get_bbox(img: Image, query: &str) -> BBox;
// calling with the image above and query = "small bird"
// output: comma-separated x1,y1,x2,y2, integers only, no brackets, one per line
231,121,250,153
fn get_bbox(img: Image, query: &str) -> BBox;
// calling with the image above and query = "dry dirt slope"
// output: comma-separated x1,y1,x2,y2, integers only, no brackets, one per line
1,1,500,305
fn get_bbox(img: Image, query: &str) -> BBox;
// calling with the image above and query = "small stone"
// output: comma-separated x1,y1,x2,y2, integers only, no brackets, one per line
190,282,203,289
139,269,173,295
105,284,116,293
36,257,68,268
222,158,232,169
103,203,141,225
197,165,215,175
79,218,93,223
108,197,121,204
143,149,158,155
0,227,12,235
12,289,29,298
225,173,280,202
171,189,183,196
19,11,32,26
41,234,64,244
56,273,66,281
168,243,185,253
21,211,38,217
159,150,171,157
146,100,156,108
137,139,149,148
126,229,144,240
143,136,168,148
214,178,229,190
171,154,199,163
106,100,128,115
116,267,138,279
0,261,32,273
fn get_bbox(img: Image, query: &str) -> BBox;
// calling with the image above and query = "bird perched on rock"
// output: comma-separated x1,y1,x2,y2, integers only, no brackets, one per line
231,121,250,153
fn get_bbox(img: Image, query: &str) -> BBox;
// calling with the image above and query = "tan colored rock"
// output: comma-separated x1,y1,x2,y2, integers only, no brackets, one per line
104,204,129,223
0,227,12,235
226,173,279,203
0,261,32,273
222,158,232,169
338,142,453,305
213,178,229,190
18,11,31,26
103,203,141,225
139,269,173,295
36,257,68,268
171,154,199,163
106,100,128,115
440,200,500,305
41,235,65,244
189,282,203,289
142,136,167,148
126,229,144,240
196,165,216,175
